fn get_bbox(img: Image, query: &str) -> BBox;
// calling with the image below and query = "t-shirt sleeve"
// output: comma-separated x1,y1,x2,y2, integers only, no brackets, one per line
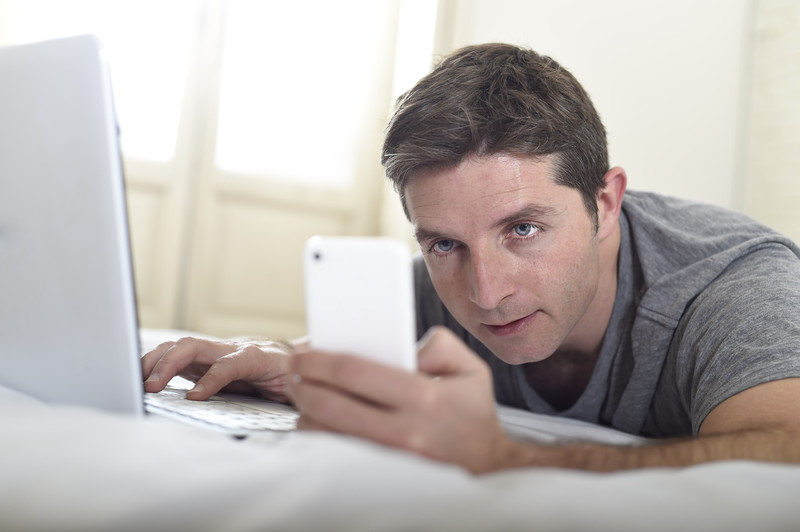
672,244,800,434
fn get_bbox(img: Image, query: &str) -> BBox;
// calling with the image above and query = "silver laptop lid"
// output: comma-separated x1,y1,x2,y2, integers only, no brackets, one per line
0,35,143,415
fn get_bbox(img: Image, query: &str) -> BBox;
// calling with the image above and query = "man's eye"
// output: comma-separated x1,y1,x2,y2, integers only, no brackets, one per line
432,240,455,253
513,223,537,237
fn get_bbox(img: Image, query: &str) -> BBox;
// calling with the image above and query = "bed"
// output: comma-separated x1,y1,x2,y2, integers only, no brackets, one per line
2,329,799,532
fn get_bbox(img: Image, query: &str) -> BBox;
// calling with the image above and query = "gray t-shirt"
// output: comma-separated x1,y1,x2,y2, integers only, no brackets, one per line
413,190,800,437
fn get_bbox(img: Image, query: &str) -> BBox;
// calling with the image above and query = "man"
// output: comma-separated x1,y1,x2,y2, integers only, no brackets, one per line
142,43,800,473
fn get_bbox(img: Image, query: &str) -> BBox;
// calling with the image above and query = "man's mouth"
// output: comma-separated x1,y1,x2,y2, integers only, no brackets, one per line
483,312,538,337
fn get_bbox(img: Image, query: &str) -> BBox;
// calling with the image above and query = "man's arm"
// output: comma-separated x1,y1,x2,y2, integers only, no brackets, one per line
502,378,800,471
288,327,800,473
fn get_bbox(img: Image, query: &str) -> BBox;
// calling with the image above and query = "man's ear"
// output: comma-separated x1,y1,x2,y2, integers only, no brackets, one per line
596,166,627,241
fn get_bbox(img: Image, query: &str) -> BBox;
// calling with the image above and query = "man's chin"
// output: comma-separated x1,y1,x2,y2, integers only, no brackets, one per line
477,335,556,366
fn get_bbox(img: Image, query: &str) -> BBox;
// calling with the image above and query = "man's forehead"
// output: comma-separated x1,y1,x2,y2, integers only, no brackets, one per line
405,153,559,216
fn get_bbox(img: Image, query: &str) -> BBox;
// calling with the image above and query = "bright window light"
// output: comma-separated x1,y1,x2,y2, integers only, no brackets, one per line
2,0,194,163
391,0,439,101
214,0,393,187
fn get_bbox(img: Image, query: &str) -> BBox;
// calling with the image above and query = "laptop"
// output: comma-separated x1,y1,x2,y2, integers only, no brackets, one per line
0,34,296,436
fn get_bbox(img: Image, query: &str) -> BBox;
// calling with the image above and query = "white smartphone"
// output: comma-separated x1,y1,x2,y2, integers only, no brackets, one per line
303,236,417,372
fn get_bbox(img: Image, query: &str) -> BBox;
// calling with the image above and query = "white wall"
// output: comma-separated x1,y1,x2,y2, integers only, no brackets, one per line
743,0,800,244
436,0,752,209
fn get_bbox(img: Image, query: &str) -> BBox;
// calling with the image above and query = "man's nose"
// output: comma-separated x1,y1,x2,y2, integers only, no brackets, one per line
467,249,514,310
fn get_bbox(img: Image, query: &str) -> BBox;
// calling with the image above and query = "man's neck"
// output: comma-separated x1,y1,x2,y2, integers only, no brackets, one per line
523,348,600,411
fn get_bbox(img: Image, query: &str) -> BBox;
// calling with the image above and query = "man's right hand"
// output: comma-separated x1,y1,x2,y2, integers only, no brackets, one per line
141,336,299,403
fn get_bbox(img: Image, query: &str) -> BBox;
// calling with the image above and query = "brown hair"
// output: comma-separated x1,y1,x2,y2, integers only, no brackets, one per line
381,43,609,226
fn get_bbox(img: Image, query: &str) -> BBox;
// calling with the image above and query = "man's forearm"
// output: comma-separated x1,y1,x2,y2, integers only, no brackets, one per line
498,428,800,472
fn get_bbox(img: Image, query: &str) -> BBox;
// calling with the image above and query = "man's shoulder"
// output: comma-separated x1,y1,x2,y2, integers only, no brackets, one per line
622,190,770,231
611,192,800,435
621,190,799,291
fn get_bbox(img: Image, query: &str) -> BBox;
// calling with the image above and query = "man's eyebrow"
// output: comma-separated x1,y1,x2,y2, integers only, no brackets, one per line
413,226,446,243
492,203,561,229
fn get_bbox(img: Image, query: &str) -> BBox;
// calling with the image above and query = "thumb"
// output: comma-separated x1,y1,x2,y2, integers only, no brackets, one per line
416,326,488,377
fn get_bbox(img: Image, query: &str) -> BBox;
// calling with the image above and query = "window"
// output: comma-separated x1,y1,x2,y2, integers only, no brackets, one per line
0,0,437,336
1,0,438,186
1,0,195,162
215,0,396,187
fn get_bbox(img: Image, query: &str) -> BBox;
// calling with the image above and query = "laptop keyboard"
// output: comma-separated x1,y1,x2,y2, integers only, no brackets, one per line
145,385,298,432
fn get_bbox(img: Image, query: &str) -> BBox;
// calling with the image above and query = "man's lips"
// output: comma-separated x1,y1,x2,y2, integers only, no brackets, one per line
483,312,538,337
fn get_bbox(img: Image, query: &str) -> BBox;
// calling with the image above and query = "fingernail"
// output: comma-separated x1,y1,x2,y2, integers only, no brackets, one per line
291,374,302,384
145,372,160,383
188,383,204,395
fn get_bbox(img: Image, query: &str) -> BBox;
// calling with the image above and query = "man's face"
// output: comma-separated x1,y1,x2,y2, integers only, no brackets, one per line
406,154,606,365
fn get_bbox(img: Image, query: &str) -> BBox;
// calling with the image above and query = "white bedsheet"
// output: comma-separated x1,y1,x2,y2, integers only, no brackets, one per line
2,329,799,532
